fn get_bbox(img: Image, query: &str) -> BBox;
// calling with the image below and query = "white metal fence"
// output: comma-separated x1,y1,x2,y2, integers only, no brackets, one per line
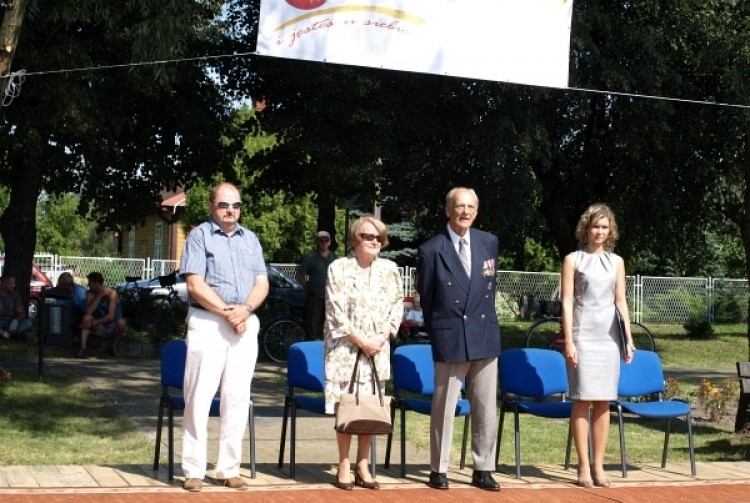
34,255,748,324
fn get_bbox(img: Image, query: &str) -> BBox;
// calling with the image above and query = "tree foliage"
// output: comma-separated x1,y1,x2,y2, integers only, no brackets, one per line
36,193,112,256
216,0,749,277
0,0,242,305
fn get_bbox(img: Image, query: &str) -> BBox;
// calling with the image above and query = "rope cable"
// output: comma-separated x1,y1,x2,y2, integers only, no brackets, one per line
0,50,747,110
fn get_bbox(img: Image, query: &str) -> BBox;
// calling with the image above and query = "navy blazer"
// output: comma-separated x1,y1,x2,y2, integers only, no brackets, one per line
417,227,501,363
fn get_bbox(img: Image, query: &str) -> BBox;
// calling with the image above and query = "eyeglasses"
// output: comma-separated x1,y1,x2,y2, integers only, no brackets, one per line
215,201,242,209
358,233,382,243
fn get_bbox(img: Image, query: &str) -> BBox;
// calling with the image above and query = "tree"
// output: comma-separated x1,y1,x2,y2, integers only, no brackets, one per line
182,107,320,262
36,193,112,256
0,0,241,308
218,0,746,274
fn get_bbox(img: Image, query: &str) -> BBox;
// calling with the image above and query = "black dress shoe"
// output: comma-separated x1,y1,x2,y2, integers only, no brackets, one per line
471,470,500,491
428,471,449,490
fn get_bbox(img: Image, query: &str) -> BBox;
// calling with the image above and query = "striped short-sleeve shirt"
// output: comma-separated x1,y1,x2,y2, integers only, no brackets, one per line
180,220,267,304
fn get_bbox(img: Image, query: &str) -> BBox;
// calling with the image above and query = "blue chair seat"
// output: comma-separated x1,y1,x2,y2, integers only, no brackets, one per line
293,395,325,414
278,341,327,479
399,397,470,417
497,348,573,479
153,339,255,480
618,400,691,418
515,401,573,419
385,344,470,478
614,350,696,478
165,396,221,416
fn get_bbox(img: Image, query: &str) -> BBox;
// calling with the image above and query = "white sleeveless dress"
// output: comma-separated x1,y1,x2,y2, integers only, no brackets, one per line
567,250,622,400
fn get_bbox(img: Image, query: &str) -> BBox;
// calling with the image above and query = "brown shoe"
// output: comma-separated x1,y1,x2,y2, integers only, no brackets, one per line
183,478,202,492
215,476,248,489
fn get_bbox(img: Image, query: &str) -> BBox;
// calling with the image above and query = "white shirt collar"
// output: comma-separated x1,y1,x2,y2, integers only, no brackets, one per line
446,224,470,247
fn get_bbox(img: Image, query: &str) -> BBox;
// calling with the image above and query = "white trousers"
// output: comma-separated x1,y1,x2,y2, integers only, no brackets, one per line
181,307,259,479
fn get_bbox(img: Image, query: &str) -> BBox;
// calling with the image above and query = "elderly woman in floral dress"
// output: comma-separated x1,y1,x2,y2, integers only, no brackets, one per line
324,215,404,491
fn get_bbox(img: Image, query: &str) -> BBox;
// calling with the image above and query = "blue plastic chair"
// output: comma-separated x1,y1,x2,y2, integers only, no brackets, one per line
497,348,573,479
615,350,696,477
153,339,256,480
384,344,469,478
278,341,326,478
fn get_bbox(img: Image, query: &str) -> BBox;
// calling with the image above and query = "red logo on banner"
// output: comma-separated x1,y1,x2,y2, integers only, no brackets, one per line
285,0,327,9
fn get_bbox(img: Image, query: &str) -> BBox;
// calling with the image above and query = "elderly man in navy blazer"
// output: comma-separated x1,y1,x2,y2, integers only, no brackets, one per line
417,187,501,491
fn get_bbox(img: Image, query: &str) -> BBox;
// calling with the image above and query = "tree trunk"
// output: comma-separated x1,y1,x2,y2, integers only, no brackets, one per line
0,0,30,77
0,151,43,315
317,193,337,253
743,116,750,363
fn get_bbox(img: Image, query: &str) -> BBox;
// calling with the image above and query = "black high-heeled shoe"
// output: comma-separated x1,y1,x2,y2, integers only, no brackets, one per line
354,468,380,490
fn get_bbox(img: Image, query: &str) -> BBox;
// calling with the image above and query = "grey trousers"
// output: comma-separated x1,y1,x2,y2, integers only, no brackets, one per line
430,357,498,473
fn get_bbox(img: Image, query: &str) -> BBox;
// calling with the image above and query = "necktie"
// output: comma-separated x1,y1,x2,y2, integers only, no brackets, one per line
459,238,470,277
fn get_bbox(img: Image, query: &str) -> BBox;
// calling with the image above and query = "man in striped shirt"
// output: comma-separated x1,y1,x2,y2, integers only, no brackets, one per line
179,182,269,492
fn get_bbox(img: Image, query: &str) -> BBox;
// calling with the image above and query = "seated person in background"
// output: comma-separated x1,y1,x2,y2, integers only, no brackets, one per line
0,273,32,340
46,272,89,338
77,272,127,358
402,294,426,337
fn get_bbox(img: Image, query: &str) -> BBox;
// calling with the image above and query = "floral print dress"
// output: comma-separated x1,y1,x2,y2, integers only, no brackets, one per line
323,256,404,414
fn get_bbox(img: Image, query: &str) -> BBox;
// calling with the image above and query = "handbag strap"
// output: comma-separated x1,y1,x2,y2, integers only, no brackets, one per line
346,349,386,406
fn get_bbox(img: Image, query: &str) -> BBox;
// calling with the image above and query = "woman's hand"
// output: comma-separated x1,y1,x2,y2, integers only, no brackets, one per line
349,333,382,357
564,342,578,369
624,343,635,363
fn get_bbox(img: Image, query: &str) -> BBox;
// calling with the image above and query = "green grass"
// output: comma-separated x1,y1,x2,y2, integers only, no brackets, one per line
0,321,748,467
501,321,748,370
0,371,155,465
400,321,750,466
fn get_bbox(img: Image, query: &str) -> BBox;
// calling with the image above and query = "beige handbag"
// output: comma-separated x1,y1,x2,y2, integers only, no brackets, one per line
334,350,393,435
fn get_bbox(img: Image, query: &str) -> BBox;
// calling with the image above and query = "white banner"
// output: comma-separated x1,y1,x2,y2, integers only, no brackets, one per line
257,0,573,88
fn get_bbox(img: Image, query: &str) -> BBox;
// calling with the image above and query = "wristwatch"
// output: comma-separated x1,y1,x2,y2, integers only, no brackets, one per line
243,303,254,314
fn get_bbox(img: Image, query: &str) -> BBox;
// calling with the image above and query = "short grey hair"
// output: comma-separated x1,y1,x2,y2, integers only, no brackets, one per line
445,187,479,208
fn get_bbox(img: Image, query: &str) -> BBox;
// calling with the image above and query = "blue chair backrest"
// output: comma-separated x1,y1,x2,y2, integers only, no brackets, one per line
392,344,435,395
161,339,187,390
500,348,568,397
287,341,325,392
618,350,665,398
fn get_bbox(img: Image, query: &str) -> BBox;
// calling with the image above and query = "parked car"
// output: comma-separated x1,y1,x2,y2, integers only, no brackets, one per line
0,257,54,319
116,265,305,317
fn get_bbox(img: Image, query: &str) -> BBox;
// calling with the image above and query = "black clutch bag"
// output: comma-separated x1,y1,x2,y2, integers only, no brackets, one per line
615,308,628,358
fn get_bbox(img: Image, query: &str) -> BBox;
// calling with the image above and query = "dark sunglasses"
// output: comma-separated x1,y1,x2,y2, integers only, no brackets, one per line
216,201,242,209
359,233,382,243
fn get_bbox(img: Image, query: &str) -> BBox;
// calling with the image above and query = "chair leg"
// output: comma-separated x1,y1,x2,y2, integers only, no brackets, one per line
385,400,396,469
248,400,256,479
153,399,165,471
513,409,521,479
617,405,628,478
564,420,572,470
661,418,672,469
399,407,407,478
168,405,175,481
278,396,290,469
290,400,297,479
459,414,469,470
496,405,506,471
686,413,696,477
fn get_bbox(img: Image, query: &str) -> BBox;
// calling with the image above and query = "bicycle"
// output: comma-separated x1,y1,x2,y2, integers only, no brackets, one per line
256,297,305,363
525,316,655,352
118,274,187,342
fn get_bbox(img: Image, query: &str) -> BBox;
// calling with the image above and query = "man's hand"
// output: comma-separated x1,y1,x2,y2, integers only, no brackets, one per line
223,305,249,335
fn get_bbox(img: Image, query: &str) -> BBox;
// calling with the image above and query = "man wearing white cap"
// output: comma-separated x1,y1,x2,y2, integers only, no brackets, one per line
298,230,337,340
